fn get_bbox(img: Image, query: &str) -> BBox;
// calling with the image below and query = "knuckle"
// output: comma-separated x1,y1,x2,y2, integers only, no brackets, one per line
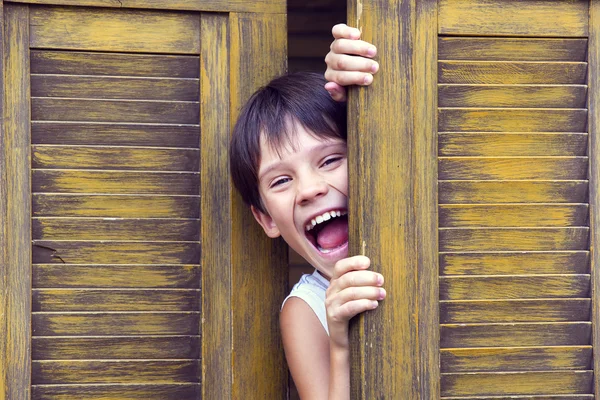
335,57,346,71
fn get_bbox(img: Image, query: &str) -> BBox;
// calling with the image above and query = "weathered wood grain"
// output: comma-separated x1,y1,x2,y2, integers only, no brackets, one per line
441,346,592,373
31,75,199,101
29,6,201,54
439,62,587,85
439,109,588,133
439,181,589,204
441,322,592,348
0,4,6,396
33,264,200,288
33,194,200,218
31,50,200,78
32,122,200,148
32,98,200,124
33,146,200,171
32,312,200,335
32,336,200,360
438,37,588,61
32,241,200,264
439,133,588,157
440,275,590,300
32,170,200,195
440,252,590,276
33,289,200,311
31,384,200,400
438,85,587,108
32,360,199,384
439,0,589,36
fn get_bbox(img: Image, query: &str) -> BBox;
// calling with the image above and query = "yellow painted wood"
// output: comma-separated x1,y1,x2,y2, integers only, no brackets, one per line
439,62,587,85
31,384,200,400
32,146,200,171
441,346,592,372
31,75,200,101
32,98,200,124
29,6,201,54
441,322,592,348
440,275,590,300
32,241,199,264
32,336,200,360
441,396,593,400
439,204,589,227
33,289,200,311
439,0,589,36
438,37,589,61
440,252,590,276
32,360,199,384
32,194,200,218
32,122,199,148
438,85,587,108
32,170,200,195
31,50,200,78
440,371,593,397
33,265,200,288
440,299,591,323
0,5,31,400
439,109,587,133
32,312,200,335
439,181,588,204
439,133,588,157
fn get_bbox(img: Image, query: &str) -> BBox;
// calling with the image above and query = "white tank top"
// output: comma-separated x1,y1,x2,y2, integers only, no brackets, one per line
282,270,330,335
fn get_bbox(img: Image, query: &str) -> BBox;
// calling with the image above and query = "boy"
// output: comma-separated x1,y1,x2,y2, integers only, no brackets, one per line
229,72,386,399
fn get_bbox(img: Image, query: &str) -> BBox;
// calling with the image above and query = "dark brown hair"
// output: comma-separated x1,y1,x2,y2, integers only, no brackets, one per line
229,72,347,213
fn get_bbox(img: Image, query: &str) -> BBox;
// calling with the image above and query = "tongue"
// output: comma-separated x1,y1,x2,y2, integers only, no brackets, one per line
316,218,349,249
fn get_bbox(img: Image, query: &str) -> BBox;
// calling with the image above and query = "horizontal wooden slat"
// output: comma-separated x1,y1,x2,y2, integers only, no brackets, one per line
33,194,200,218
439,109,587,133
438,38,588,62
440,252,590,276
31,122,200,148
441,346,592,373
441,395,593,399
441,322,591,348
32,170,199,195
32,241,200,264
438,85,587,108
31,75,199,101
33,289,200,311
31,51,200,78
439,133,588,157
32,98,199,124
32,360,198,384
32,336,200,360
33,265,200,288
439,204,589,227
439,181,588,204
33,146,200,171
440,275,590,300
438,0,589,37
33,218,199,241
440,299,591,323
439,62,587,85
32,384,199,400
32,312,200,335
439,228,589,251
30,7,200,54
439,157,588,180
440,371,593,397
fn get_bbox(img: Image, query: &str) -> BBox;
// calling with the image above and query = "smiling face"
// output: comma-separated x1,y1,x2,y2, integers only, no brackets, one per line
251,121,349,279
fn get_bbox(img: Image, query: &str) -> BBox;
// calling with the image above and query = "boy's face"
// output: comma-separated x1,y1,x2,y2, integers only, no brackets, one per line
251,121,348,279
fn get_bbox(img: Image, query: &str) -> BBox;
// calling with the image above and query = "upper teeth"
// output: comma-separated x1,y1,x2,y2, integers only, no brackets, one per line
306,210,347,231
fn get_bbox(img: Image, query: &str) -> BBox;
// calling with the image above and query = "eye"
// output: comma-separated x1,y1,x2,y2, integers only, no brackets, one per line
270,177,291,188
321,156,344,168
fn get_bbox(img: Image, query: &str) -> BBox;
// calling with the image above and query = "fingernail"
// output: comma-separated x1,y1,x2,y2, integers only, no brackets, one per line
371,62,379,73
378,288,386,300
327,90,334,98
367,46,377,57
371,301,379,309
377,274,384,285
363,74,373,85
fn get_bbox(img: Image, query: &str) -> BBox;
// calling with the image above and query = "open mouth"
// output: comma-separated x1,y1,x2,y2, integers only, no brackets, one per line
305,210,349,254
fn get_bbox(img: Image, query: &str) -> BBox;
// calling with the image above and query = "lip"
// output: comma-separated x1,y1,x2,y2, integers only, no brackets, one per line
300,207,349,261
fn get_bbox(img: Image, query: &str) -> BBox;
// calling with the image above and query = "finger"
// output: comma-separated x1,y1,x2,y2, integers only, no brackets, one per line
332,23,361,40
330,38,377,58
325,53,379,74
332,255,370,279
328,299,379,323
328,271,384,297
324,70,373,87
324,82,347,102
333,286,387,305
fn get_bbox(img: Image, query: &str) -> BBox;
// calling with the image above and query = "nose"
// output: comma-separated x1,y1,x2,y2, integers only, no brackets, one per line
296,170,328,205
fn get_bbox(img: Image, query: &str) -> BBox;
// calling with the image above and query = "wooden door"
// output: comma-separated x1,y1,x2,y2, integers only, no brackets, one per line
0,2,288,399
348,0,599,398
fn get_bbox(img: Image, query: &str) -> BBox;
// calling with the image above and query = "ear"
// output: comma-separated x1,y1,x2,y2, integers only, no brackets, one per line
251,205,281,238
